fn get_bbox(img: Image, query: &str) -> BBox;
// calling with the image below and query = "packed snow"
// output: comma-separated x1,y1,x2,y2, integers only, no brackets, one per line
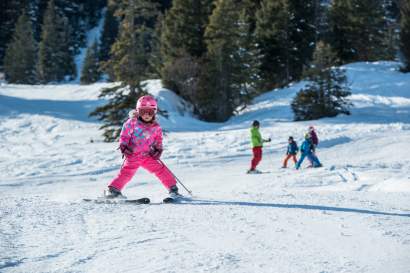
0,61,409,273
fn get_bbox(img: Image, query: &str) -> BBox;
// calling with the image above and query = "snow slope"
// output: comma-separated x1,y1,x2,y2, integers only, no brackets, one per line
0,62,409,273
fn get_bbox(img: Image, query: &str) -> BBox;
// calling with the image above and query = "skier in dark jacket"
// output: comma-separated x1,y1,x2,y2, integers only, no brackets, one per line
282,136,298,168
309,126,319,148
307,126,319,166
295,133,322,170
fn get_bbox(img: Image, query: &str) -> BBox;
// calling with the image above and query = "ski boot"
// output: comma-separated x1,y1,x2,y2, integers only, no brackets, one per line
163,185,182,203
169,185,182,198
247,169,262,174
104,186,125,199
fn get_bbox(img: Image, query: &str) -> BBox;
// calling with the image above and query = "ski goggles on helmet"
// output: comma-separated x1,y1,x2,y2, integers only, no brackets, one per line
138,108,156,116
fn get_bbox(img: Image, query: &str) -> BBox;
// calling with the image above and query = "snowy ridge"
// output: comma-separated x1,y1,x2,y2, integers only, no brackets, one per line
0,62,409,273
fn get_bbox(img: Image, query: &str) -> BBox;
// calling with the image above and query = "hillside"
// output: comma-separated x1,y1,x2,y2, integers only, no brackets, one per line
0,61,409,273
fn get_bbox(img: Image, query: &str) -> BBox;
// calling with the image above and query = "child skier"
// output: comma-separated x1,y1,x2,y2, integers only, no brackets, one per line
247,120,271,174
282,136,298,168
295,133,322,170
308,126,319,148
307,125,319,167
104,95,180,200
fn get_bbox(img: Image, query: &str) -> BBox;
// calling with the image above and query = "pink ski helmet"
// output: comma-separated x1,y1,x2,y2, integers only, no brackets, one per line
136,95,157,114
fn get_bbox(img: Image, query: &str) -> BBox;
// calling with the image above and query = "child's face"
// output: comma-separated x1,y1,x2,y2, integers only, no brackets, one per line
141,114,153,122
139,108,155,122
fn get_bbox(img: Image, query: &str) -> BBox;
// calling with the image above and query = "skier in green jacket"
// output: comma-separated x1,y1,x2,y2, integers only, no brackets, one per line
247,120,271,174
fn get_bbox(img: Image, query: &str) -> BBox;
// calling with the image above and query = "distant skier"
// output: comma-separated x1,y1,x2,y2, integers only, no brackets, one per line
282,136,298,168
247,120,271,174
308,126,319,148
295,133,322,170
307,125,319,167
104,95,181,200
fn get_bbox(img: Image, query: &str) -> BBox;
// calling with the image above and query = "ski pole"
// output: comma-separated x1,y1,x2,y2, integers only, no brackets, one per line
158,159,193,196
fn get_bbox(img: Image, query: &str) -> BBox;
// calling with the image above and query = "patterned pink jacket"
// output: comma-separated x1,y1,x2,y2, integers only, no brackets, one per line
119,118,163,157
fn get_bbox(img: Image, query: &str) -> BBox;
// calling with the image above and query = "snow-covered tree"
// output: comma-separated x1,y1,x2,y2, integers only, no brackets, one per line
292,41,352,121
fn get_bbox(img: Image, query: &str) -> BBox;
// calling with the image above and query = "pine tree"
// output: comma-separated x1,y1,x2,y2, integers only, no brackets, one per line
37,0,76,82
160,0,214,97
235,9,263,100
201,0,261,121
329,0,392,63
53,0,83,54
83,0,106,28
104,0,158,90
255,0,293,89
0,0,28,69
255,0,317,90
80,40,101,84
292,41,352,121
160,0,213,61
98,4,119,64
26,0,49,41
153,0,172,12
241,0,262,32
383,0,400,60
400,0,410,72
4,12,38,84
288,0,317,78
149,13,165,76
91,0,160,141
313,0,329,42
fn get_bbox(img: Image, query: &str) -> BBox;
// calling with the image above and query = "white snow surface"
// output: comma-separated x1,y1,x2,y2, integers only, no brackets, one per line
0,61,409,273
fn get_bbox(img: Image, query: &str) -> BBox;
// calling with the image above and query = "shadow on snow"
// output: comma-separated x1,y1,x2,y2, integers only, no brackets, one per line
0,94,104,122
175,199,410,218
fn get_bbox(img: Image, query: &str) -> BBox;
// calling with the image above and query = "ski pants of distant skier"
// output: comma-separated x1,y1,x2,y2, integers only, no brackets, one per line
283,154,297,168
251,146,262,170
296,152,321,169
109,155,177,191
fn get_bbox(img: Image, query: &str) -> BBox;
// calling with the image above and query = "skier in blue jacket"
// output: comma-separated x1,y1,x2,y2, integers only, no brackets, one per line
295,133,322,170
282,136,298,168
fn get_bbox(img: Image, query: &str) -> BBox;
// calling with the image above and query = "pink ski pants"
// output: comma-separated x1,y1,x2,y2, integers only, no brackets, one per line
109,156,176,191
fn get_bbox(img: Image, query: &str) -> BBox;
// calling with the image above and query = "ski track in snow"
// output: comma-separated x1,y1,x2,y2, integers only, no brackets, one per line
0,62,410,273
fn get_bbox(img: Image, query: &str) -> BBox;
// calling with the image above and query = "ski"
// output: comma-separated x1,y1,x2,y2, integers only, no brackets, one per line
83,197,150,204
246,171,270,174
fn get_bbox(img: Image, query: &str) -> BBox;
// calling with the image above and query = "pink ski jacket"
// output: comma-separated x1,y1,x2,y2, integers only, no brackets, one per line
119,118,163,157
